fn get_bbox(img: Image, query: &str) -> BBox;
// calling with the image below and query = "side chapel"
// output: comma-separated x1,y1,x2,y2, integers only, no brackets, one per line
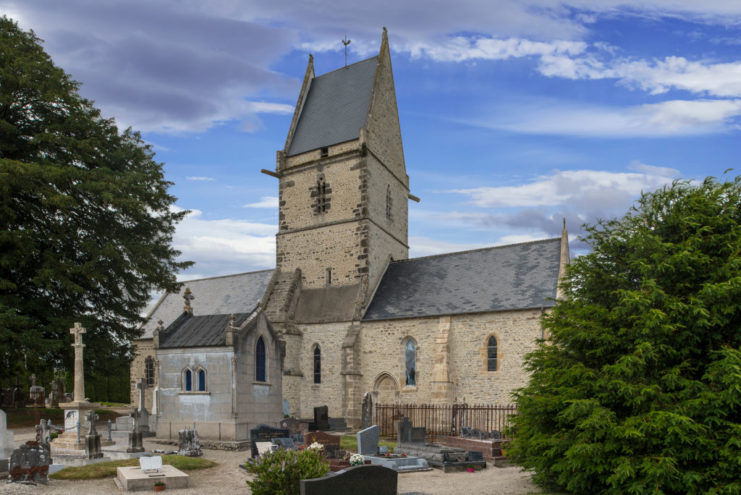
130,28,569,443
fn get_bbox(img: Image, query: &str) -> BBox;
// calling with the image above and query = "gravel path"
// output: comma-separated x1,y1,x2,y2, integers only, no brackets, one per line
2,430,541,494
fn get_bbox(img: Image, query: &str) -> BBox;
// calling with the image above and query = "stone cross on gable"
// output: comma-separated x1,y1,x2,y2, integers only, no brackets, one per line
183,287,194,315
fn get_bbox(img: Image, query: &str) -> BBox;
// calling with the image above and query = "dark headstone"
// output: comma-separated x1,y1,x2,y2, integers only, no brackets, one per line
490,430,502,440
410,426,426,443
324,444,341,459
360,393,373,429
311,406,329,431
127,431,144,453
9,442,51,483
300,465,397,495
177,428,202,457
250,425,289,458
461,426,472,438
471,428,484,440
397,416,412,444
468,451,484,462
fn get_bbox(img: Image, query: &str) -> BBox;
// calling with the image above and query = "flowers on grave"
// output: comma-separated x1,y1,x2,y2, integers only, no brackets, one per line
467,467,475,473
246,447,329,495
401,453,407,457
349,453,365,466
307,441,323,451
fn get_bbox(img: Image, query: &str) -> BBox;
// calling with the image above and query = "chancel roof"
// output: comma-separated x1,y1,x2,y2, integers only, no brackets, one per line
159,312,255,348
139,270,274,339
363,238,563,321
287,57,378,156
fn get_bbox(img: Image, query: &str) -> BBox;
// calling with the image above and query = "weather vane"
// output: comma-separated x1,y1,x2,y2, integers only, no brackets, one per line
342,34,351,67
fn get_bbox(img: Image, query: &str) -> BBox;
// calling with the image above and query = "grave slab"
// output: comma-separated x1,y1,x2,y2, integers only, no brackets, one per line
300,464,396,495
356,425,379,456
117,464,189,491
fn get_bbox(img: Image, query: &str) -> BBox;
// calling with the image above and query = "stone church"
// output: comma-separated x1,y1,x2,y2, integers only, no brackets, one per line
130,29,569,443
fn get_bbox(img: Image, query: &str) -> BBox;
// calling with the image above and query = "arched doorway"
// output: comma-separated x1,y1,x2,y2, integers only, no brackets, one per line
373,373,399,405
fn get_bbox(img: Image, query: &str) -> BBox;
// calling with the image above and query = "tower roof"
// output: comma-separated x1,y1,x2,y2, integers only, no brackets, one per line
287,56,378,156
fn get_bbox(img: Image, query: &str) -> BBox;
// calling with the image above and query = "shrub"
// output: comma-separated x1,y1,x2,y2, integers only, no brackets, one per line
245,448,329,495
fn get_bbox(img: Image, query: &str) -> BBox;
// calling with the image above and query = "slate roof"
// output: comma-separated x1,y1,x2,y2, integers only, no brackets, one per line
159,312,255,349
287,56,378,156
363,238,563,321
140,270,274,339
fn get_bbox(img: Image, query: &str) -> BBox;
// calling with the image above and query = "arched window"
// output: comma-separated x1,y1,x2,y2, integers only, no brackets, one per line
256,336,266,382
198,369,206,391
313,346,321,384
184,369,192,391
145,357,155,386
405,339,416,386
487,336,498,371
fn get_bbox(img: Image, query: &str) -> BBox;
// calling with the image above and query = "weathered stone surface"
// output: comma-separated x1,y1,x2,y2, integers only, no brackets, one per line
9,442,51,483
300,465,397,495
177,429,202,457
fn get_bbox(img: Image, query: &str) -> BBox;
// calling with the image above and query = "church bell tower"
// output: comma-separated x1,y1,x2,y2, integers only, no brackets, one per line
271,28,409,306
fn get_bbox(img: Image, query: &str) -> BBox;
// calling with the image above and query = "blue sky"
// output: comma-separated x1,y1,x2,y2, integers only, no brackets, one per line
4,1,741,279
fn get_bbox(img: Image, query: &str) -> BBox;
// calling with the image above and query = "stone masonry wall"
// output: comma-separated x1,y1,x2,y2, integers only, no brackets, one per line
358,309,543,405
130,339,154,411
294,322,349,419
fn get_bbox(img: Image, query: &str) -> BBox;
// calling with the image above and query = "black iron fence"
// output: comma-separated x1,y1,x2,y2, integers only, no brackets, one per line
374,403,517,441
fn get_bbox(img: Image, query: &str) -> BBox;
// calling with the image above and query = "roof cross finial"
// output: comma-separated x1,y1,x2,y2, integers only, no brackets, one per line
342,34,351,67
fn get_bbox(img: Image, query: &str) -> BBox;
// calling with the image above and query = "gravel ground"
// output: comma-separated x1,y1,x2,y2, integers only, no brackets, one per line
2,429,541,494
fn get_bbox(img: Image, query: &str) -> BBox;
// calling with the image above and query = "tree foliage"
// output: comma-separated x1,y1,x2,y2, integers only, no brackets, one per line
510,176,741,494
0,17,190,393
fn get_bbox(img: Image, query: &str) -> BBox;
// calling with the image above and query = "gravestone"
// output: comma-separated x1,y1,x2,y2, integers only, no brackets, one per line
127,409,144,453
140,455,163,473
9,442,52,483
1,409,14,473
468,451,484,462
361,393,373,429
300,464,397,495
135,378,150,433
356,425,380,456
28,374,45,406
85,410,103,459
304,430,340,447
310,405,329,431
397,416,425,444
178,428,202,457
250,425,289,458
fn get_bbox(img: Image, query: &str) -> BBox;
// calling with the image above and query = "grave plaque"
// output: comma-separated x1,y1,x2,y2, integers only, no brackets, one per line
255,442,275,456
356,425,380,456
139,456,163,473
250,425,289,458
64,410,79,431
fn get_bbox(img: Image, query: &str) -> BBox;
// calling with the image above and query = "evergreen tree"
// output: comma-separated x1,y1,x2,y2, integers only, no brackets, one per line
511,176,741,494
0,17,191,396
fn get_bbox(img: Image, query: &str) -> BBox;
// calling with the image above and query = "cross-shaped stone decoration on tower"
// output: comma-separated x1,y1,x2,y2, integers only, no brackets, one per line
183,287,194,315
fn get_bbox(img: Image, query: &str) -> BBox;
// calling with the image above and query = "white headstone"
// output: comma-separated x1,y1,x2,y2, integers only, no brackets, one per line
139,455,163,473
255,441,276,456
64,409,79,431
1,409,14,459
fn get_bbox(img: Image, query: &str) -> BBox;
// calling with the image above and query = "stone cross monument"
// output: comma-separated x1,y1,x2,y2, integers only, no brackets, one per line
71,322,86,402
53,322,97,452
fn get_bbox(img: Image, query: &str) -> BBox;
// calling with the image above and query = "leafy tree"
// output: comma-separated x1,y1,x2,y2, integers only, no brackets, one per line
510,176,741,494
0,17,190,396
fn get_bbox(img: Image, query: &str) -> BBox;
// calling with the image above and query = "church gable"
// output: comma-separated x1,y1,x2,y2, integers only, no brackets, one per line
139,269,273,339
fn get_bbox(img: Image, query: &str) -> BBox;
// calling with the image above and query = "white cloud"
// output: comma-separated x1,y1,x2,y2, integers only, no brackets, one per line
186,176,216,182
454,167,677,209
482,99,741,137
173,208,275,276
243,196,279,208
405,37,587,62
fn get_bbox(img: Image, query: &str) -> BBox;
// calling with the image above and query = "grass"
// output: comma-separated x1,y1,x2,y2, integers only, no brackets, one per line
5,407,122,428
50,455,217,480
340,435,396,453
